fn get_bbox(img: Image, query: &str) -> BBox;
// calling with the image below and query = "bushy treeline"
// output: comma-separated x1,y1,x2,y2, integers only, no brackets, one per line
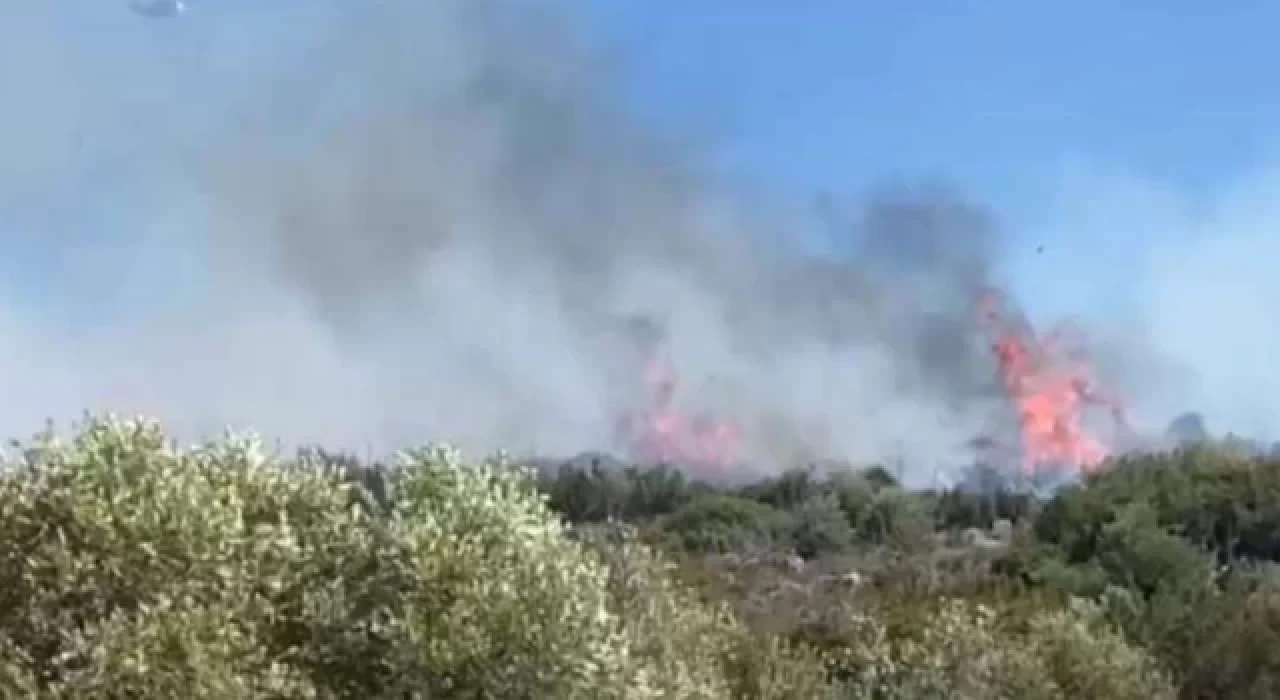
1,417,1277,697
538,457,1034,556
538,445,1280,697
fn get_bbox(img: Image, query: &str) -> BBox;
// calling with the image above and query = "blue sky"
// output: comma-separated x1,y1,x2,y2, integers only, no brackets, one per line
5,1,1277,321
575,1,1279,319
584,1,1277,199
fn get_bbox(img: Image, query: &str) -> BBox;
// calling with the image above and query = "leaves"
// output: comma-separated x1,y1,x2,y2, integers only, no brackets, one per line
0,416,766,699
4,415,1278,698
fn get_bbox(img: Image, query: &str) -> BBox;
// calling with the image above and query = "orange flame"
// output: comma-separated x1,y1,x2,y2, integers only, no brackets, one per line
622,356,743,470
980,289,1126,476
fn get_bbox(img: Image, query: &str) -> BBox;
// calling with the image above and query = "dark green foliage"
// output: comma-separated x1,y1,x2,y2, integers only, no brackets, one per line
860,464,900,489
1174,570,1280,699
660,494,793,554
787,495,855,559
1023,448,1280,696
739,467,825,510
857,485,935,547
933,464,1036,530
637,446,1280,698
1036,447,1280,564
538,459,706,523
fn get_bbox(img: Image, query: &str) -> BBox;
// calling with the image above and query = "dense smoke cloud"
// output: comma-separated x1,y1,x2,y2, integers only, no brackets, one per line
2,2,1267,482
191,0,1006,472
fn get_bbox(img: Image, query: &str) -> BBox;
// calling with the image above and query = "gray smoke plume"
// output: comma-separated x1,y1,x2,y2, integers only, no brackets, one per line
0,1,1082,483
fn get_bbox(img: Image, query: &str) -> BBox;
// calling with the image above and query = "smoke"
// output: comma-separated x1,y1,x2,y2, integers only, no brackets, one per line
1024,162,1280,446
10,1,1267,484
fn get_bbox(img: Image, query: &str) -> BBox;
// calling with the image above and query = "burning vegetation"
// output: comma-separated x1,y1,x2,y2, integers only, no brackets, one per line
619,349,745,472
617,285,1134,483
979,288,1129,477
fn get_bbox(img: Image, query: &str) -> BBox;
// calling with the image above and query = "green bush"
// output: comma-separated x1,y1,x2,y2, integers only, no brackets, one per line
537,460,709,525
1022,597,1177,700
1027,500,1218,599
0,416,795,699
540,459,636,523
659,493,793,554
1101,564,1280,699
573,522,839,699
4,415,1271,699
740,468,825,511
856,486,934,548
1175,571,1280,699
933,475,1036,531
787,494,856,559
822,597,1176,700
1036,448,1280,564
823,469,878,525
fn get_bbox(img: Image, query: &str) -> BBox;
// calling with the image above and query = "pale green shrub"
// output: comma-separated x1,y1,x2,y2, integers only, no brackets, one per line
1025,598,1176,700
576,522,838,699
827,597,1176,700
0,415,1184,700
0,417,333,698
0,416,766,699
875,599,1048,700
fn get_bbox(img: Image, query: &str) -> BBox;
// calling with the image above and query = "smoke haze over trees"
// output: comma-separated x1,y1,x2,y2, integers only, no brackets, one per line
0,1,1274,482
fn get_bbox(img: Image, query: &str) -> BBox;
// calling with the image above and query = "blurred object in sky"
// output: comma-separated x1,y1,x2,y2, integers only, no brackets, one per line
129,0,186,18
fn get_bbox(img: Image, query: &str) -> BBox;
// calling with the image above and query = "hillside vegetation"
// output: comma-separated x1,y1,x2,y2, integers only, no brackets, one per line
1,416,1278,698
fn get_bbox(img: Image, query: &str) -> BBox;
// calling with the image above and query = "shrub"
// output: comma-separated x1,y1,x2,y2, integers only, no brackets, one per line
539,460,705,525
1105,564,1280,699
1024,499,1222,600
574,522,839,699
824,597,1176,700
933,474,1036,531
1176,573,1280,699
740,467,824,511
1036,448,1280,564
856,486,934,548
787,494,856,559
659,493,793,554
824,469,878,526
0,416,770,699
1023,598,1177,700
4,414,1270,699
541,458,635,523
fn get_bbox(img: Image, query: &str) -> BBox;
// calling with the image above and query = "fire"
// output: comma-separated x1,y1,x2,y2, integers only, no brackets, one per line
979,289,1127,476
620,355,743,471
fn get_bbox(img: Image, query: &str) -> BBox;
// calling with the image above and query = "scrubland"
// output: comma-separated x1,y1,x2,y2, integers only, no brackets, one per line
1,416,1276,698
